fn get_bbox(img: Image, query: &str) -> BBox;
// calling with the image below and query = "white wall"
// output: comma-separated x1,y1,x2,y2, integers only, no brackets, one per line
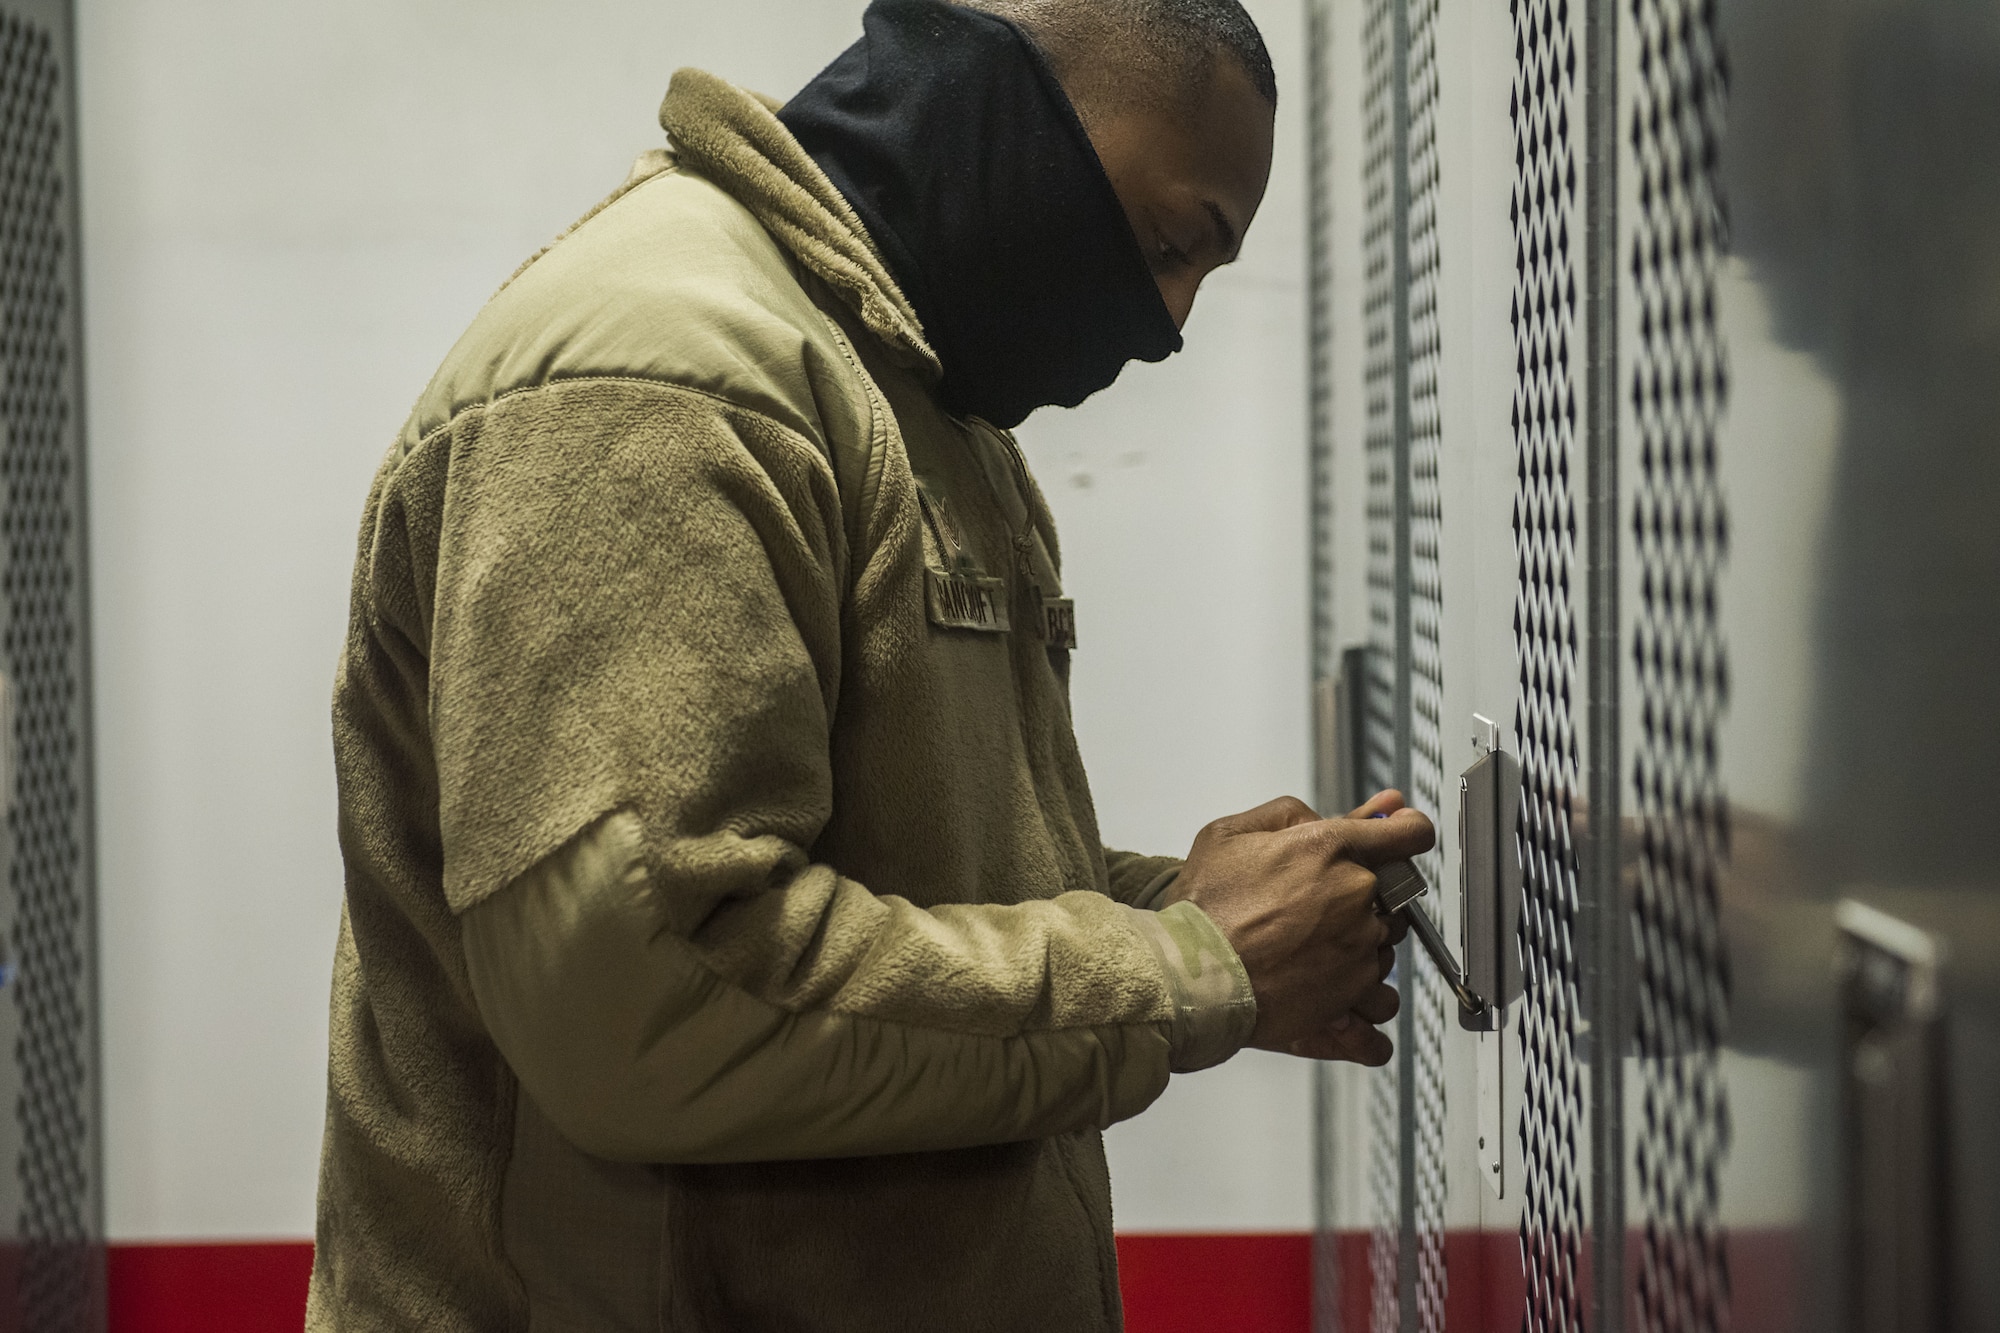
80,0,1315,1240
1024,0,1317,1231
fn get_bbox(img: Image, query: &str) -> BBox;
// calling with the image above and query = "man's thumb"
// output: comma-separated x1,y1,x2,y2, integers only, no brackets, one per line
1332,807,1437,865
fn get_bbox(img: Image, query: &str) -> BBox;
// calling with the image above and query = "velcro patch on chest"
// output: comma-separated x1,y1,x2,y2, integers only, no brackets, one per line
1040,597,1077,651
926,567,1011,632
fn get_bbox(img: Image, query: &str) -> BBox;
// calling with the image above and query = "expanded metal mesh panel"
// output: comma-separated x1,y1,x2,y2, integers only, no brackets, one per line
0,6,98,1327
1304,0,1336,700
1405,0,1443,834
1627,1,1731,1329
1307,0,1338,689
1361,0,1400,805
1359,5,1403,1328
1403,1,1447,1329
1306,4,1341,1325
1367,1064,1400,1333
1510,2,1586,1331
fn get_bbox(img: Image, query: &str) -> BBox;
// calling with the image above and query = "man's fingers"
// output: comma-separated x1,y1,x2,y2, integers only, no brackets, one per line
1379,911,1410,947
1346,789,1406,820
1290,1023,1395,1066
1378,944,1397,979
1348,1029,1394,1066
1351,982,1400,1026
1276,799,1325,829
1328,808,1436,867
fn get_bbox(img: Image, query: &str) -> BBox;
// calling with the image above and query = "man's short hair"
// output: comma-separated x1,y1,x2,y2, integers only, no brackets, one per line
969,0,1279,120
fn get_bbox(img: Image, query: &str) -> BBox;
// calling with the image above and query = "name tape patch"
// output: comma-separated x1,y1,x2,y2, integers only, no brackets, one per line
926,568,1011,632
1041,597,1077,651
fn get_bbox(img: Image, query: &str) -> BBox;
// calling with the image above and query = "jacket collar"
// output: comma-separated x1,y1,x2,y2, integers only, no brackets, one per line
659,69,940,380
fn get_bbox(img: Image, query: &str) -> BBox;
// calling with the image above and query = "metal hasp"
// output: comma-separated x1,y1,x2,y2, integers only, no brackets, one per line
1369,705,1528,1040
1460,720,1523,1201
1838,900,1949,1333
1456,725,1522,1034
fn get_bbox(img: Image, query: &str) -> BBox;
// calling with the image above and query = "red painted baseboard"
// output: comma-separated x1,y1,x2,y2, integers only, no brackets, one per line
104,1228,1798,1332
1116,1233,1312,1332
108,1243,313,1333
105,1236,1321,1333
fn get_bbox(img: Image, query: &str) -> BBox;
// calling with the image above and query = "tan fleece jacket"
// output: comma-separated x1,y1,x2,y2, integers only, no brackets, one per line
307,70,1256,1333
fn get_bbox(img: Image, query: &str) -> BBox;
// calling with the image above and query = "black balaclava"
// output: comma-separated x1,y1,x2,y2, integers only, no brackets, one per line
779,0,1184,429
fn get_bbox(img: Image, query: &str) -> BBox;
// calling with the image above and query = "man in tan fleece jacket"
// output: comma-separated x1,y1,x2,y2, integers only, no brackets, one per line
309,1,1432,1328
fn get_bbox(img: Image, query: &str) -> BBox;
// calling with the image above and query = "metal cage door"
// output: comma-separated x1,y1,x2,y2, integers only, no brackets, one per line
0,0,102,1328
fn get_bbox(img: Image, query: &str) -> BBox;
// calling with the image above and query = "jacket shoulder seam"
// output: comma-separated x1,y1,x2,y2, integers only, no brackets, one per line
399,373,834,472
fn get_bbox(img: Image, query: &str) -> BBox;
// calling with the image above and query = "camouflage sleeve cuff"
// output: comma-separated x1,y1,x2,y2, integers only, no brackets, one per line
1127,900,1258,1073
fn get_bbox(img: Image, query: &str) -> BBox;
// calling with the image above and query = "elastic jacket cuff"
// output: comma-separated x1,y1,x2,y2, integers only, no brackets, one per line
1128,865,1182,911
1127,900,1258,1073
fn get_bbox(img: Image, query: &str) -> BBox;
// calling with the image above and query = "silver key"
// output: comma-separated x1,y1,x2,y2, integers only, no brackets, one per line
1372,859,1489,1021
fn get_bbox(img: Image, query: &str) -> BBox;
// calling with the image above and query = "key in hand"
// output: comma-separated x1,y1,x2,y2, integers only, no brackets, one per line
1373,859,1489,1022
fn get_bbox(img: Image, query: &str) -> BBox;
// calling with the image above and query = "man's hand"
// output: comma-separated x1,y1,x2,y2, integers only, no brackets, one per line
1163,792,1433,1066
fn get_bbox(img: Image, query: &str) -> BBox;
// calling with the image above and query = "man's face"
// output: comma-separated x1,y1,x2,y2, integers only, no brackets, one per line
1086,58,1277,329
